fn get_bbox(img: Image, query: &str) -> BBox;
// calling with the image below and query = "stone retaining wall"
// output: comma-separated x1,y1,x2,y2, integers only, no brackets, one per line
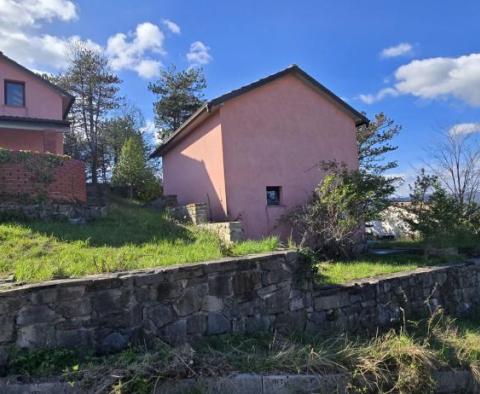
0,251,309,366
306,262,480,335
0,202,107,222
0,251,479,367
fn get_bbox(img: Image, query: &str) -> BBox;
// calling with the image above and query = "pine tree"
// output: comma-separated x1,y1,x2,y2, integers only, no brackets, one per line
148,65,206,141
57,42,121,183
357,112,401,175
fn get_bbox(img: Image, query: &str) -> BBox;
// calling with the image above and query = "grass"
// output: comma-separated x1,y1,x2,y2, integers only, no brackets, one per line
5,312,480,394
316,252,455,285
0,198,278,283
368,238,425,250
315,236,462,285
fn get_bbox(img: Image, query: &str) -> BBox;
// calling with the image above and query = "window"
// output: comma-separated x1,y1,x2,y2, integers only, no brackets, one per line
5,81,25,107
266,186,281,206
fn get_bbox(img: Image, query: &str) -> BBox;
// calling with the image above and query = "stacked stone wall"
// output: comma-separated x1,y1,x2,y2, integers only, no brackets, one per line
0,251,479,367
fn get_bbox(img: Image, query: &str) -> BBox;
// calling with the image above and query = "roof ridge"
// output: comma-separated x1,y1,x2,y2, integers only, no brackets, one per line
151,64,368,158
209,64,299,106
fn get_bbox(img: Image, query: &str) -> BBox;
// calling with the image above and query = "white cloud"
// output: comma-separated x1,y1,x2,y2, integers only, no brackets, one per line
360,53,480,106
380,42,413,58
0,2,166,78
106,22,165,79
0,2,205,79
449,122,480,136
0,0,80,69
162,18,180,34
0,0,77,28
140,119,164,145
140,119,156,135
186,41,212,66
134,59,162,79
358,87,399,104
394,54,480,106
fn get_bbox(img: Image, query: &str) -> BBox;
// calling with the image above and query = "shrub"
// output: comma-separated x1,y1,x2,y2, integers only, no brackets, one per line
405,170,480,253
286,163,394,259
111,137,161,202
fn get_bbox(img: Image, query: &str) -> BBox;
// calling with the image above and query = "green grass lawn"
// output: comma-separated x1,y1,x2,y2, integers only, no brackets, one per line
368,238,425,250
316,252,456,285
0,198,278,283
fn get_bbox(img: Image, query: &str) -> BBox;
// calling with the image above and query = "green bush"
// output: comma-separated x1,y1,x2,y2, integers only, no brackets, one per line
405,171,480,253
111,137,161,202
286,163,394,259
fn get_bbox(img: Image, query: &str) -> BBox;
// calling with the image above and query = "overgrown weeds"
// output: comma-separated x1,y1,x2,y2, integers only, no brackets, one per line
349,331,439,393
5,313,480,394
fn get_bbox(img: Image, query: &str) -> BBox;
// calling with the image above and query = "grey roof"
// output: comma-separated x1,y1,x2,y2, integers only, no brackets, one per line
151,65,369,158
0,51,75,120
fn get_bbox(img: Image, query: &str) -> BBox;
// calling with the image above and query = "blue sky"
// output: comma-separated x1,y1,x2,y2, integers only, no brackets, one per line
2,0,480,195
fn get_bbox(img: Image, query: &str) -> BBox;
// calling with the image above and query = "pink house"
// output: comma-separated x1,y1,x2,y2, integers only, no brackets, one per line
151,65,368,239
0,51,87,205
0,51,74,154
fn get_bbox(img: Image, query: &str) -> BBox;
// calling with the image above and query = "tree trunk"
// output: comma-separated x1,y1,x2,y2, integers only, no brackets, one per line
91,153,98,184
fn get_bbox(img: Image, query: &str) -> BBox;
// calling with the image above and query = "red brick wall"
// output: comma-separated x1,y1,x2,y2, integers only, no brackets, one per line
0,153,87,204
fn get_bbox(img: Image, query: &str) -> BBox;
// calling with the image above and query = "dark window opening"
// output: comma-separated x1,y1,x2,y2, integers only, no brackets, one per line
266,186,281,206
5,81,25,107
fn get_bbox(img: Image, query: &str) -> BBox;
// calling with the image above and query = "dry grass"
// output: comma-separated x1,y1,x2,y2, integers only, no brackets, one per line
6,311,480,394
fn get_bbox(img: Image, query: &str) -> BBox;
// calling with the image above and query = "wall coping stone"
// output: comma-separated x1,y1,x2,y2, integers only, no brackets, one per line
0,250,479,358
314,259,480,295
0,250,296,295
2,254,474,298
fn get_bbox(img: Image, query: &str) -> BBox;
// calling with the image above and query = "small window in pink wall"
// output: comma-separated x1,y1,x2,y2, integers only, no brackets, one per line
266,186,281,206
5,80,25,107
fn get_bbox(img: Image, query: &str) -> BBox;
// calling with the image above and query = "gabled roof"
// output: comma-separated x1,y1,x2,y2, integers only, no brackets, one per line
0,51,75,120
150,64,369,158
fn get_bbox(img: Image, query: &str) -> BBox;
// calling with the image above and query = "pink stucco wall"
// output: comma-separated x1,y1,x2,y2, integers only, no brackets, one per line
0,57,63,120
163,73,359,239
0,56,66,155
0,128,63,154
220,74,358,238
163,112,228,220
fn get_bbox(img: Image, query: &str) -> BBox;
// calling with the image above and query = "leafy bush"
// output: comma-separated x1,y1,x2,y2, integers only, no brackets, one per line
111,137,161,202
405,170,480,253
135,170,163,202
286,163,394,259
6,347,81,377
